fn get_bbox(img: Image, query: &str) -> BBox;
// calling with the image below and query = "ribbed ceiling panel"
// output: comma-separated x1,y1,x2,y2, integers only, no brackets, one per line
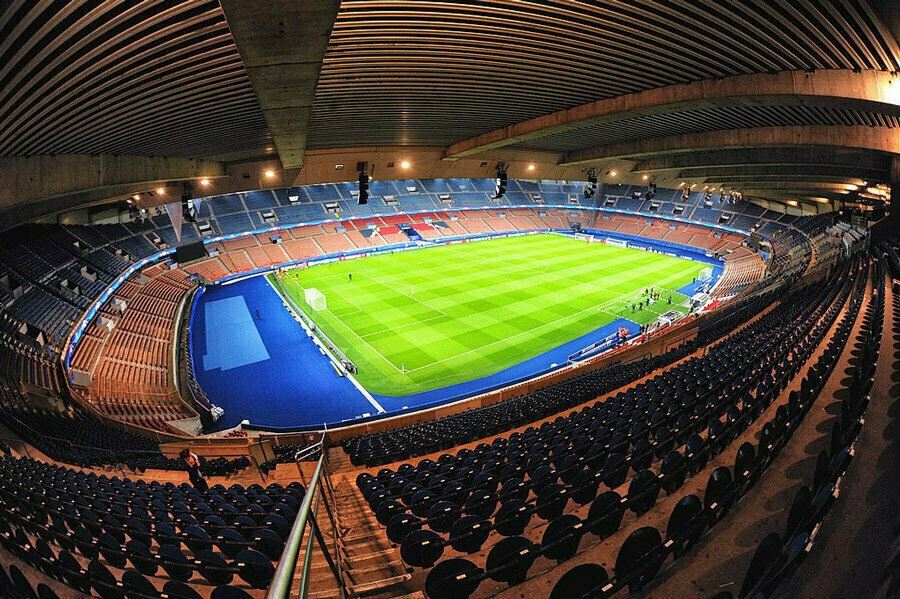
307,0,900,149
0,0,271,160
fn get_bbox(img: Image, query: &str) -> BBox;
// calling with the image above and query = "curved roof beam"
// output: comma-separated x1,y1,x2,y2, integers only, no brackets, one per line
560,125,900,167
446,70,900,158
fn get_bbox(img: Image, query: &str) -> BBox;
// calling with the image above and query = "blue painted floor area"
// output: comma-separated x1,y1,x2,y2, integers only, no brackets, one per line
370,318,640,415
191,276,375,430
201,296,270,371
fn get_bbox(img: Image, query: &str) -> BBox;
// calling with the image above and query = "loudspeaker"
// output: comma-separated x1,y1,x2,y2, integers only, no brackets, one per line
493,171,507,199
358,172,369,205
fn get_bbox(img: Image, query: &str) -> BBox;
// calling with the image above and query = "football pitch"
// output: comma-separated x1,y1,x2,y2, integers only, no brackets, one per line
268,234,707,396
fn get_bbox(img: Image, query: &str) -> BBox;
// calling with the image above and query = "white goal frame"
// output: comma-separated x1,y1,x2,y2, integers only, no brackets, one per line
304,287,327,311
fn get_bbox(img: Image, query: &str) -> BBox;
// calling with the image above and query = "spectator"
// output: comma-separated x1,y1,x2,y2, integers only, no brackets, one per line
180,449,209,493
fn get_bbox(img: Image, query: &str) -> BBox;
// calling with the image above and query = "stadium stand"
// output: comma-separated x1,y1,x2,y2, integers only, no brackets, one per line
0,178,877,599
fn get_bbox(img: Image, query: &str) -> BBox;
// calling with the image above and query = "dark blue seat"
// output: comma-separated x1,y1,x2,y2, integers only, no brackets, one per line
666,494,707,558
386,513,422,545
234,548,274,589
158,544,193,582
449,515,490,554
587,491,625,538
550,563,609,599
428,500,462,534
494,499,532,536
536,483,569,521
10,564,37,599
400,529,444,568
541,514,584,563
570,467,601,505
425,558,482,599
197,549,233,586
627,470,661,516
122,569,158,599
485,536,537,586
210,586,255,599
615,526,665,593
738,532,782,599
464,488,497,519
87,560,119,599
163,580,203,599
252,528,284,560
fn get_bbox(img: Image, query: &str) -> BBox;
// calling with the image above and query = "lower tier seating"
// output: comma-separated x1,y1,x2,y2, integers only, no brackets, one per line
0,455,305,597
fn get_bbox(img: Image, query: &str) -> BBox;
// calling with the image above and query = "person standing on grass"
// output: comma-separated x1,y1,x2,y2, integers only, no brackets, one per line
348,273,352,282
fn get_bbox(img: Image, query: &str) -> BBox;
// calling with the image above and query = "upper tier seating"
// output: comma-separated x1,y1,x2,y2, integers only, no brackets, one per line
0,181,782,394
712,248,767,298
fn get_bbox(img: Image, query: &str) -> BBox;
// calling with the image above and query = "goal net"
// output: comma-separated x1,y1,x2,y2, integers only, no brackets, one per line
699,266,713,281
304,287,327,311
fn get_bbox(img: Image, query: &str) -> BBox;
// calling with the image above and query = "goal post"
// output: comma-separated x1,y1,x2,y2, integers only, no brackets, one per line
304,287,327,311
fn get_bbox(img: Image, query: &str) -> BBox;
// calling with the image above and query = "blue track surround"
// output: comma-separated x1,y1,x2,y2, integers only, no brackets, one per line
188,230,723,432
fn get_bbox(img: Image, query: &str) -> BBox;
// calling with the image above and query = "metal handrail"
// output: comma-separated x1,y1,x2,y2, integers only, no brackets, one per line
298,490,321,599
267,452,325,599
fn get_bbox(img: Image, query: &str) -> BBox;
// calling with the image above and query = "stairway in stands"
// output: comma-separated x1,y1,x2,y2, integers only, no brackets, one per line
327,448,417,598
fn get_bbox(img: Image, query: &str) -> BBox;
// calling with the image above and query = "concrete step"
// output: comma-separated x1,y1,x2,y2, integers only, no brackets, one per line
344,562,409,586
348,573,413,597
343,547,401,567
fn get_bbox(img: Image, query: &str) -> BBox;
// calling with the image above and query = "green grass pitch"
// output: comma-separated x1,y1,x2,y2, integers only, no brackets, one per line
267,234,706,396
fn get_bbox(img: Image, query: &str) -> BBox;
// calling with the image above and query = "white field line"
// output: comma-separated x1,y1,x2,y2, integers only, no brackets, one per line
320,308,406,374
357,272,449,317
360,312,449,338
328,288,365,316
396,295,635,374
